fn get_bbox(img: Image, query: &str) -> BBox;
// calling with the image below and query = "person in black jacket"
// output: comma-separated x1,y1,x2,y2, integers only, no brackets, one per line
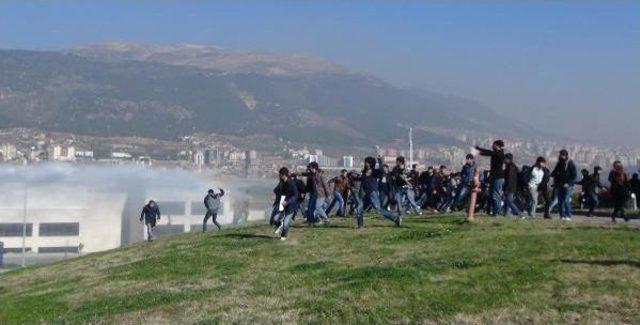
417,167,437,210
608,161,630,223
379,164,393,210
503,153,521,217
291,173,307,220
355,156,399,228
475,140,506,216
203,188,225,232
140,200,161,242
631,173,640,207
578,166,604,217
550,149,577,220
273,167,300,240
391,157,422,217
536,165,552,219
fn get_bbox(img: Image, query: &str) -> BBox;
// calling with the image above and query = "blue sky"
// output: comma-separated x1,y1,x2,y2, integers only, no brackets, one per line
1,1,639,143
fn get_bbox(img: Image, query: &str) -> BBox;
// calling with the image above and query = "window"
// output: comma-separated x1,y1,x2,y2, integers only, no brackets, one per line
0,223,32,237
154,224,185,237
156,201,186,215
39,223,80,237
2,247,32,253
38,246,79,253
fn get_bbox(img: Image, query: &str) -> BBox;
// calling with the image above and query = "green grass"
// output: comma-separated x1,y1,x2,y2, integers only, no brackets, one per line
1,215,639,324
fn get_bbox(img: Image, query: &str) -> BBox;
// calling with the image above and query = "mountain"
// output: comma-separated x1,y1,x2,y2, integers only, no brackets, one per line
73,42,350,77
0,44,536,146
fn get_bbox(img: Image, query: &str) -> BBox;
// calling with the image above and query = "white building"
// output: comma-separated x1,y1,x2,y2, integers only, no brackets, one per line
342,156,354,169
0,165,275,267
0,143,17,160
48,145,76,162
0,184,127,254
111,152,132,159
193,150,205,167
0,179,272,259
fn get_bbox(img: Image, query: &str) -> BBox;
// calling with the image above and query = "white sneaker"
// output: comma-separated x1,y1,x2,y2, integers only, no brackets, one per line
274,224,283,236
280,237,287,241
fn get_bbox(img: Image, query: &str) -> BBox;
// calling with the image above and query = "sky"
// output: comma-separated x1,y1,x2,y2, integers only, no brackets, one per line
1,1,639,144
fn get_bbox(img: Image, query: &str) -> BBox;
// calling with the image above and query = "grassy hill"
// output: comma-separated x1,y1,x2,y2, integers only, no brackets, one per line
1,215,639,324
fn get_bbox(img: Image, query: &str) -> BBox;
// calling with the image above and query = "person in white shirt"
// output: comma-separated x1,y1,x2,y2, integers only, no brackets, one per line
528,157,547,218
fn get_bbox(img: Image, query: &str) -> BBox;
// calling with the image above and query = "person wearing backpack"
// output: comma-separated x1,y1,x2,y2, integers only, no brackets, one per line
527,157,546,218
608,161,630,223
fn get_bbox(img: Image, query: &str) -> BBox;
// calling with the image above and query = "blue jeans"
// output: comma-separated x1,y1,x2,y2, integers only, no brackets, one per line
313,197,329,223
394,187,421,215
326,191,345,216
491,178,505,216
379,188,392,209
557,186,573,218
270,204,279,225
306,194,316,223
438,193,455,211
585,192,599,214
274,212,294,238
504,192,521,216
352,192,365,228
358,191,395,227
455,185,471,210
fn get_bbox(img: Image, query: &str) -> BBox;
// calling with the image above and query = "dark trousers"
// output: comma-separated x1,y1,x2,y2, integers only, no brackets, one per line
539,187,552,218
203,210,221,232
585,192,599,215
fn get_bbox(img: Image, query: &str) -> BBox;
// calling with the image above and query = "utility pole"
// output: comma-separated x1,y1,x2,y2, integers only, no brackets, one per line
409,127,414,167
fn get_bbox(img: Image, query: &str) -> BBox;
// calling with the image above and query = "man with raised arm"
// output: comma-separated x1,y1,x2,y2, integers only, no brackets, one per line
203,188,225,232
475,140,506,216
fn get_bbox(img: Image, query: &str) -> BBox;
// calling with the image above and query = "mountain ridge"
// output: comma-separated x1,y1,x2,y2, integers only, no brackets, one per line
0,44,538,146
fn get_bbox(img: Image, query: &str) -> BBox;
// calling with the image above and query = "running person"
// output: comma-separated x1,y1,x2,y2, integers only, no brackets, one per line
140,200,161,242
273,167,300,240
203,188,225,232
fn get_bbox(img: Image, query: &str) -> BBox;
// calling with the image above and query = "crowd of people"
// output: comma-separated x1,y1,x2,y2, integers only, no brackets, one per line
136,139,640,242
271,140,640,241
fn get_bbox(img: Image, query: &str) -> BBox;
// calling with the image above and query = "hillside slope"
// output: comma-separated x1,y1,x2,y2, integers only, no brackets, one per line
1,216,639,323
0,46,535,145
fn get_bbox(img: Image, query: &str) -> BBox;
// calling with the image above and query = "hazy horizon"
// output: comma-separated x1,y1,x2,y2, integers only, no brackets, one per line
1,1,638,145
